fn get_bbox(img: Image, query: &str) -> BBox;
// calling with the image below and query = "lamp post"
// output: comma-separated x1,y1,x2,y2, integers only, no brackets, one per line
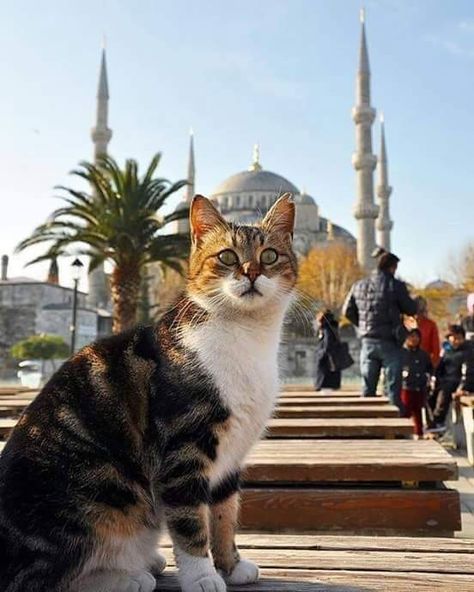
70,258,84,355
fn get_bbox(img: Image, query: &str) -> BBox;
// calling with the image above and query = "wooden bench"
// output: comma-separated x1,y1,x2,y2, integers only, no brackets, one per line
0,388,38,397
155,533,474,590
278,395,389,406
460,395,474,466
0,420,16,439
267,418,413,439
275,404,399,419
241,439,460,535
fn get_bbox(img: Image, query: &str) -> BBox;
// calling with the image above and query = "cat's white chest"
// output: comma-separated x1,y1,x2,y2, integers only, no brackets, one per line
182,319,281,485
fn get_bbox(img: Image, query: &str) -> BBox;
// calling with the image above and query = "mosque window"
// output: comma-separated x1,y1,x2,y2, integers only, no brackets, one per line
248,195,253,207
235,195,240,207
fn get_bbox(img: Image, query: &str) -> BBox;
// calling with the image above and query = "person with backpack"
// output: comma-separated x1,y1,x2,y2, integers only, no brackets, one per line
313,310,353,391
342,251,417,413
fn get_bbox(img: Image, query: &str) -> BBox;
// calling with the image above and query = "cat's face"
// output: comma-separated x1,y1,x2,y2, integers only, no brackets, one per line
187,193,297,314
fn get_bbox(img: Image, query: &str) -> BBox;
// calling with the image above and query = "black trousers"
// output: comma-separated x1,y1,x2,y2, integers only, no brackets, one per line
427,382,458,425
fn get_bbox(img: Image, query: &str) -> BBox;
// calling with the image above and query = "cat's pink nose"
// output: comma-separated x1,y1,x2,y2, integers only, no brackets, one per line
242,261,260,283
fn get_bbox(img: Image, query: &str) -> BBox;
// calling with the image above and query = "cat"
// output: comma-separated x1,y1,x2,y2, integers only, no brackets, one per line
0,193,297,592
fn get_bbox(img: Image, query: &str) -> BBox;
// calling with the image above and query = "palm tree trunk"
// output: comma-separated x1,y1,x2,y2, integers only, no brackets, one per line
110,264,142,333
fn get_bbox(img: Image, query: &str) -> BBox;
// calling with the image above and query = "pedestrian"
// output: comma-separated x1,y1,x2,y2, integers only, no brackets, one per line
342,250,417,413
428,324,473,433
461,293,474,341
401,328,433,439
414,296,440,368
313,310,342,391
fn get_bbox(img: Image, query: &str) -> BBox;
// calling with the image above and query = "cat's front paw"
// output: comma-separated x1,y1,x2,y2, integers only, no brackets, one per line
150,550,167,575
224,559,259,585
128,571,157,592
183,573,226,592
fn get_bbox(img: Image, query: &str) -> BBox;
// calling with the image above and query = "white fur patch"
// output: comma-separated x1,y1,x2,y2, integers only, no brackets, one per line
175,547,226,592
224,559,260,585
77,528,161,582
181,309,286,486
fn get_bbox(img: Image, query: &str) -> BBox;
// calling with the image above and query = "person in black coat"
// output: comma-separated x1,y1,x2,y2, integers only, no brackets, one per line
313,310,342,391
428,324,474,433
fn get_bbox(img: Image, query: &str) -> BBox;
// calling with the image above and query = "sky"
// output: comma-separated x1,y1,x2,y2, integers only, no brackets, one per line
0,0,472,291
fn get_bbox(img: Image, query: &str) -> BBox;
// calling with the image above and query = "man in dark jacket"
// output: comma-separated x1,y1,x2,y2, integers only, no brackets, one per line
342,251,417,413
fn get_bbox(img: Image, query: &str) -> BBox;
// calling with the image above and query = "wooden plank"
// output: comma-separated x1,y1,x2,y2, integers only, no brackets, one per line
0,407,23,419
245,440,458,483
275,405,399,419
154,569,474,591
278,396,389,406
230,533,474,553
160,532,474,553
0,419,16,439
239,488,461,534
0,397,36,406
158,546,474,575
0,417,415,441
267,418,413,439
281,388,367,396
0,388,38,397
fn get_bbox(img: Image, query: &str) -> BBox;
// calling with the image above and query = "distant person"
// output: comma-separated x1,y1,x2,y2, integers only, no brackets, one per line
461,293,474,341
401,329,433,439
313,310,342,391
415,296,441,368
342,251,417,413
428,324,473,433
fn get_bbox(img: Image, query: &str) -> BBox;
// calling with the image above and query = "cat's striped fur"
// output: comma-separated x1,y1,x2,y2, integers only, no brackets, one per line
0,194,297,592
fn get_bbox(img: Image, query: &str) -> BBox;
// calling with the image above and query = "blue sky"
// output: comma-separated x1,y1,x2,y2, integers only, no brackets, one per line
0,0,472,290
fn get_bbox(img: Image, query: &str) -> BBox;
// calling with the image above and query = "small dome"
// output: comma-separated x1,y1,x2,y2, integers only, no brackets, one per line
212,169,299,197
296,192,317,205
425,279,454,291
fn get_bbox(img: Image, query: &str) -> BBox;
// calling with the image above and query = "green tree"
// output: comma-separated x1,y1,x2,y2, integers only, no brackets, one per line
16,154,189,333
11,334,69,374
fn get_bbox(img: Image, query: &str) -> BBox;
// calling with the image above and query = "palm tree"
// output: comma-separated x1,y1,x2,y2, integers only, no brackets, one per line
17,154,190,333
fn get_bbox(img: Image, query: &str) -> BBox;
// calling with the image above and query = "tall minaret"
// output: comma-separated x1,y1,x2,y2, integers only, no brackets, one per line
352,9,378,271
87,47,112,309
376,113,393,251
186,129,195,203
175,130,195,234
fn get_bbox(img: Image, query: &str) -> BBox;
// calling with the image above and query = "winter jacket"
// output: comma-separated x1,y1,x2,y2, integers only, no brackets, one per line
459,342,474,392
313,320,342,390
436,341,474,391
402,347,433,391
342,270,417,342
417,316,441,367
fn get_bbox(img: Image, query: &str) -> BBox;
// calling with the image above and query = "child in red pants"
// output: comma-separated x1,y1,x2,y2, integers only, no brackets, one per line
401,329,433,438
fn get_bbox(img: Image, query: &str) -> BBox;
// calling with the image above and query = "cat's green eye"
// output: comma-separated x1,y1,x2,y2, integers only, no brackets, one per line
260,248,278,265
218,249,239,266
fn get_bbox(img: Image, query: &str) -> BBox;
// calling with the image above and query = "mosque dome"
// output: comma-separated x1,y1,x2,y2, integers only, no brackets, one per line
212,169,299,198
295,192,316,205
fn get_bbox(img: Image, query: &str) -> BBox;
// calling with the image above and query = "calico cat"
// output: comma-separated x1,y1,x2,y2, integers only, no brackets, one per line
0,193,297,592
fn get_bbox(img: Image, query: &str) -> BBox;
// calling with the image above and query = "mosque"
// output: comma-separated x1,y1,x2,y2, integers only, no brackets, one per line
87,10,393,313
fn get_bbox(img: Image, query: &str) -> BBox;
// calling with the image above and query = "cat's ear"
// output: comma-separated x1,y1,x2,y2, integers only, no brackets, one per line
190,195,228,245
261,192,295,238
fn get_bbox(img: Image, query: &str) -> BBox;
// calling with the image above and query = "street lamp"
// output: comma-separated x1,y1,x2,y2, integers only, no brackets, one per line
70,258,84,355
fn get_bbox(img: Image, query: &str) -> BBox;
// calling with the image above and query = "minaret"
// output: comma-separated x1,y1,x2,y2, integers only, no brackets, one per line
87,47,112,309
186,129,195,203
352,9,378,271
176,130,196,234
91,48,112,159
376,113,393,251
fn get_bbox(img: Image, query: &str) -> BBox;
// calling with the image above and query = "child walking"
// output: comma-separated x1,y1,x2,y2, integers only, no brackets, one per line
401,329,433,438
